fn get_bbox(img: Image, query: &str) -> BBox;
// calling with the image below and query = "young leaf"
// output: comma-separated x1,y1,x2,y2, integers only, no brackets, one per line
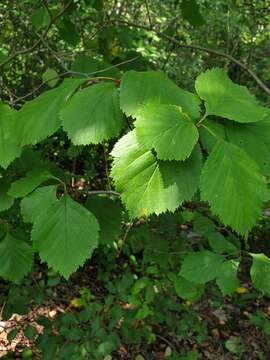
0,233,33,283
32,194,99,279
250,253,270,295
180,250,225,284
195,68,267,123
15,78,83,146
21,186,57,223
135,103,199,161
200,141,267,235
111,131,202,218
85,196,122,245
0,104,21,168
61,82,124,145
120,71,201,120
8,169,54,198
216,260,239,295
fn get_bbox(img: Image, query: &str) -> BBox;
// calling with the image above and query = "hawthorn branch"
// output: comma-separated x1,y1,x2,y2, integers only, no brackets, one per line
0,0,74,70
112,19,270,96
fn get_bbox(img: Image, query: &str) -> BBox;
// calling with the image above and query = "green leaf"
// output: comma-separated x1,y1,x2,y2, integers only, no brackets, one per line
180,250,224,284
0,104,22,168
135,103,199,161
181,0,205,27
61,82,124,145
15,79,83,146
199,119,226,153
250,253,270,295
200,141,267,235
216,260,239,295
195,68,267,123
31,8,49,29
58,19,80,46
21,186,57,223
0,177,14,212
85,196,122,245
120,71,201,120
175,276,204,301
42,68,59,88
0,233,33,283
225,118,270,175
8,169,54,198
111,131,202,218
207,232,238,254
32,194,99,279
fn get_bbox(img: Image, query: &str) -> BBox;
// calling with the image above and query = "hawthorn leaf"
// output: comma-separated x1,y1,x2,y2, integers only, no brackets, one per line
195,68,267,123
111,131,202,218
216,260,239,295
32,194,99,278
85,196,122,245
15,78,83,146
180,250,224,284
175,276,204,301
225,117,270,175
207,232,238,254
135,103,199,161
200,141,267,235
120,71,201,120
181,0,205,27
61,82,124,145
0,104,21,168
250,253,270,295
8,169,54,198
199,119,226,152
0,233,33,283
20,185,57,223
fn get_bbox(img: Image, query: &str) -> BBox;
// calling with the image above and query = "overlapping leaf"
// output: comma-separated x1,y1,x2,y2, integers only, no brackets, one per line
216,260,239,295
111,131,202,218
135,103,199,160
200,140,267,235
0,233,33,283
0,177,14,212
120,71,201,120
195,68,267,123
8,169,54,198
15,78,83,146
225,116,270,175
32,194,99,278
0,104,21,168
86,196,122,245
61,82,124,145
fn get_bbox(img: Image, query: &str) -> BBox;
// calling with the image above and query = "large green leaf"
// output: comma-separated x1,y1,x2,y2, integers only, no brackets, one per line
200,140,267,235
111,131,202,218
225,117,270,175
135,103,199,161
20,186,57,223
61,82,124,145
8,169,54,198
216,260,239,295
250,253,270,295
0,233,33,283
85,196,122,245
195,68,267,123
175,276,204,301
0,104,21,168
15,79,83,146
32,194,99,278
120,71,201,120
180,250,224,284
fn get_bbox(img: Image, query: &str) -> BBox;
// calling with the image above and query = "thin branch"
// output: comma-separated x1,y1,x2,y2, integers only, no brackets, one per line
145,0,152,28
41,0,53,20
0,0,74,70
112,19,270,96
85,190,120,197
